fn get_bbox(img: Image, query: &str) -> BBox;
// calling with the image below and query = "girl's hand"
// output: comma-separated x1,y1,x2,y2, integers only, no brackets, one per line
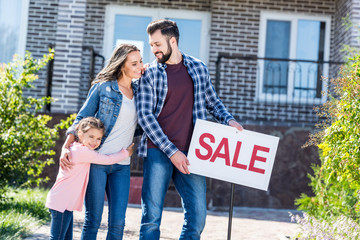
126,143,135,157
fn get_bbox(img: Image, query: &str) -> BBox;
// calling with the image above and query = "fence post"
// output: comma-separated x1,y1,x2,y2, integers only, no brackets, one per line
45,43,54,112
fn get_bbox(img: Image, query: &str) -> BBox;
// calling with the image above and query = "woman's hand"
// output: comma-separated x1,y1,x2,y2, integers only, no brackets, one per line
59,134,75,170
60,147,73,170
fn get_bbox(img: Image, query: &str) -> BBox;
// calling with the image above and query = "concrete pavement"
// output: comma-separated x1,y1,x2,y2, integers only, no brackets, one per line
26,204,300,239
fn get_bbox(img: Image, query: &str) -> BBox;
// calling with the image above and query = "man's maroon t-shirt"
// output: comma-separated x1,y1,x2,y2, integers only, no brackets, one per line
147,60,194,152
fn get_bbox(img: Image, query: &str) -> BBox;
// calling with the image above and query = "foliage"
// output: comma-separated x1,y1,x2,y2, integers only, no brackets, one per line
290,213,360,240
0,188,49,239
296,55,360,221
0,50,60,199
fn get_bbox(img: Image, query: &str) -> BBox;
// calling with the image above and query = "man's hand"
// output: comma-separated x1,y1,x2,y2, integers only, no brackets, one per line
170,151,190,175
229,119,244,131
60,147,73,170
141,63,150,74
126,143,135,157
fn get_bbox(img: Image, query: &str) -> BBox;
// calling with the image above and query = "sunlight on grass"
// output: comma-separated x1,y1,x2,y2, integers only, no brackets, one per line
0,188,50,239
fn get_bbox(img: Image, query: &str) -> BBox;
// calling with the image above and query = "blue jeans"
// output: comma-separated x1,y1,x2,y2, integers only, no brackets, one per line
49,209,73,240
140,148,207,240
81,163,130,240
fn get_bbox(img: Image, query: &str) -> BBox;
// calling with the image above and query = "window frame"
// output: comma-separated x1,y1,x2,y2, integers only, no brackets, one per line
0,0,29,62
18,0,29,58
257,11,331,104
103,5,211,64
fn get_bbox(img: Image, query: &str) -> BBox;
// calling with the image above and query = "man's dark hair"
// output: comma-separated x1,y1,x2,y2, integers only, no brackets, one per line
147,19,180,45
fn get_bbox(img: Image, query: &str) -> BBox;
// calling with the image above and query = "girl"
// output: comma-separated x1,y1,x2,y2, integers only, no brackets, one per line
46,117,134,240
59,44,143,239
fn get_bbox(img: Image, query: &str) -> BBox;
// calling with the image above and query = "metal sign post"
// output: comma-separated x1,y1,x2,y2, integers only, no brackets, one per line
227,183,235,240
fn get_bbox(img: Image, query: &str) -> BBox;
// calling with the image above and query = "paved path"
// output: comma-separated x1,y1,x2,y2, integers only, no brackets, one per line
27,204,300,239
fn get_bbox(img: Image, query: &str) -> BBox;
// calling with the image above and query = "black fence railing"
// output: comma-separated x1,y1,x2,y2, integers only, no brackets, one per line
215,53,344,126
45,44,105,112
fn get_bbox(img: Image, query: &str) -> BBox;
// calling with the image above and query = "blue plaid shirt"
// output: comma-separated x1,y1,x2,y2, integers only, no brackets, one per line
136,52,235,158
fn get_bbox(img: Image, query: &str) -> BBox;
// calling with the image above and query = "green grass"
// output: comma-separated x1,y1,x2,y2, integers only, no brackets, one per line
0,188,50,239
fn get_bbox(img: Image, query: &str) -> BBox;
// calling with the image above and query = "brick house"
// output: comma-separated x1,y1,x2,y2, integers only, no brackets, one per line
1,0,359,209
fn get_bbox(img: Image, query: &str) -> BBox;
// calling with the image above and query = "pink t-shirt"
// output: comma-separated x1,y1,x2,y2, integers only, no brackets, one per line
45,142,129,213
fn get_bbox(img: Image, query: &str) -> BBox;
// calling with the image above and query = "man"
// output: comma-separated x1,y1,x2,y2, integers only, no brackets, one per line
136,19,243,240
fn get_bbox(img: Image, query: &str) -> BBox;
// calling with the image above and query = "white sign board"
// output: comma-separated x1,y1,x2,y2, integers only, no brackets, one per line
187,120,279,191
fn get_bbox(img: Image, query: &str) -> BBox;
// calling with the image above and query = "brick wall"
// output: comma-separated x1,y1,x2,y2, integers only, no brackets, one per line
25,0,58,99
350,0,360,49
333,0,360,64
78,0,211,105
209,0,337,126
50,0,87,113
25,0,357,121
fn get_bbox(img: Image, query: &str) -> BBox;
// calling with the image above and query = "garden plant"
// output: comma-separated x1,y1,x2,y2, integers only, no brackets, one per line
0,50,74,238
0,50,56,199
294,54,360,239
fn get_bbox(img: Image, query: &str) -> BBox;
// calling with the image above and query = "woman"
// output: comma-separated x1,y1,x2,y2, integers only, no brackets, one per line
60,44,143,239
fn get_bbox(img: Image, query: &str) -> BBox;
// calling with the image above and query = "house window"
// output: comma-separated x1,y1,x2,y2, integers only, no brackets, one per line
0,0,29,63
258,12,331,103
103,6,211,64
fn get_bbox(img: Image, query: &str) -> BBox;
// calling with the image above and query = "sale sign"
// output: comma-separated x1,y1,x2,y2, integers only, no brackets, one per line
187,119,279,191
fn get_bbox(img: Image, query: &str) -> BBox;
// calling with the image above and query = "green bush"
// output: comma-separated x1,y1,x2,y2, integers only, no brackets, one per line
296,55,360,221
0,188,50,239
0,51,57,199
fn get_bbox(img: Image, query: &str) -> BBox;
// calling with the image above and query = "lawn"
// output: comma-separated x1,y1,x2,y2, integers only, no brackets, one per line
0,188,50,240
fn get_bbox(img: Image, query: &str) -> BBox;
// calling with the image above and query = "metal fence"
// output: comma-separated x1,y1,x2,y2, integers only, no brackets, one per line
45,44,105,112
214,53,344,127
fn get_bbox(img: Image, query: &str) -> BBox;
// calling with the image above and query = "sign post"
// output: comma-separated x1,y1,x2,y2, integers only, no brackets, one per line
187,119,280,238
227,183,235,240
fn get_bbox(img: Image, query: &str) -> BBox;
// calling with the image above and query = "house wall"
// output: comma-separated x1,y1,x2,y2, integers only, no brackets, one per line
25,0,360,116
27,0,351,116
25,0,359,209
209,0,337,126
78,0,212,105
24,0,58,99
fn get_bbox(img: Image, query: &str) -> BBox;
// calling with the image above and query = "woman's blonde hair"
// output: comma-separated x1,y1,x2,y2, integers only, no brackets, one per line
92,44,140,85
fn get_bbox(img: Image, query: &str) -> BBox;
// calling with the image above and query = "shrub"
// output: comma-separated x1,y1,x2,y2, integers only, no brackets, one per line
290,213,360,240
0,188,50,239
0,51,57,199
296,55,360,221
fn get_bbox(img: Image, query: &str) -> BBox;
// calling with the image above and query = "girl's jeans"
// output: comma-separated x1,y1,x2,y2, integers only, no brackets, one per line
81,163,130,240
49,209,73,240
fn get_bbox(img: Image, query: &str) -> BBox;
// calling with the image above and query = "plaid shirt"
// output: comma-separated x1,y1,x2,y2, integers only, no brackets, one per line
136,52,235,158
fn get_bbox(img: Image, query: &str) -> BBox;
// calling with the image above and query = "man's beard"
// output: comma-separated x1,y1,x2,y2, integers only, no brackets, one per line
156,40,172,64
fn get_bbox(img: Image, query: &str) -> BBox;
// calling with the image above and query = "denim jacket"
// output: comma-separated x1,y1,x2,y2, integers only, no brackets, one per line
67,79,139,148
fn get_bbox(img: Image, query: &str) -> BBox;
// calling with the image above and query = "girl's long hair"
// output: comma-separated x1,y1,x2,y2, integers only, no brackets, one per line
92,44,140,85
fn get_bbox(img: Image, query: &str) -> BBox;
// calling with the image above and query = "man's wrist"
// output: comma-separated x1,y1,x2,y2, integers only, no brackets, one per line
227,119,235,125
